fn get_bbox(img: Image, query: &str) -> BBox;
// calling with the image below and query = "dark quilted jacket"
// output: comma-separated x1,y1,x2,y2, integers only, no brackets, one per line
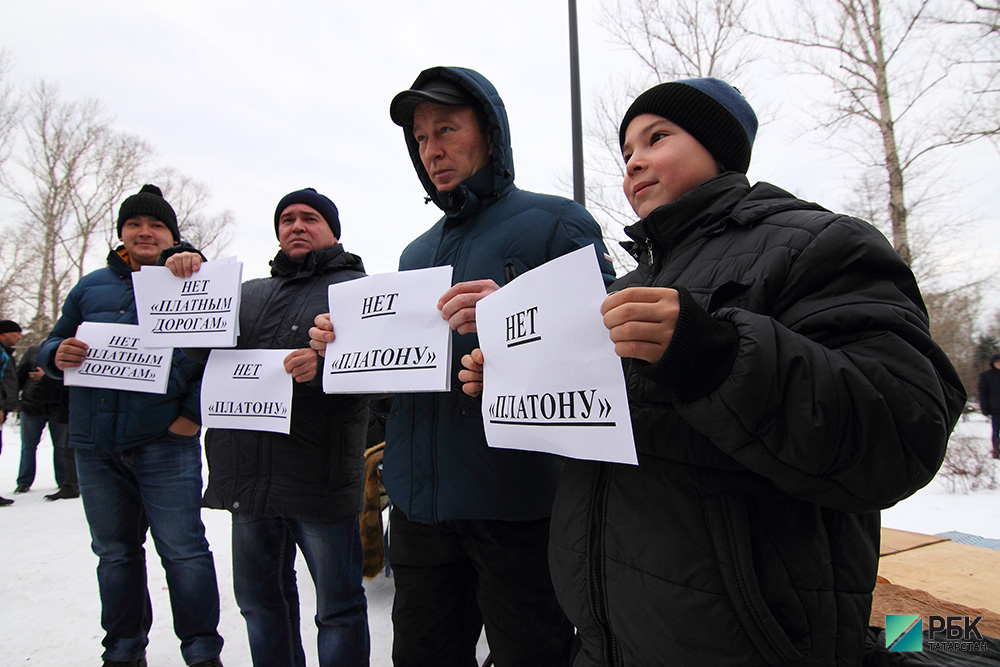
201,245,369,522
549,173,966,666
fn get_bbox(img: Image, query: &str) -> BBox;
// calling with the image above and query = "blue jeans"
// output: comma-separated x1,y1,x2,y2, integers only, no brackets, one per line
17,413,67,488
232,513,370,667
75,434,224,665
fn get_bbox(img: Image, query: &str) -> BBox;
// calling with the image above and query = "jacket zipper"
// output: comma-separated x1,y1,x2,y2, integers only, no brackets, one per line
589,463,621,666
587,233,658,664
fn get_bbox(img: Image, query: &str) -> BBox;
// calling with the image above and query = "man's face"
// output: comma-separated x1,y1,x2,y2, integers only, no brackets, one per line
0,330,21,347
621,113,721,220
412,102,492,192
120,215,177,270
277,203,337,262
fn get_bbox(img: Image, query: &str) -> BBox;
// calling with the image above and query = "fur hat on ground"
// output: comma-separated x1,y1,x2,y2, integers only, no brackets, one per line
273,188,341,240
619,78,758,174
117,184,180,242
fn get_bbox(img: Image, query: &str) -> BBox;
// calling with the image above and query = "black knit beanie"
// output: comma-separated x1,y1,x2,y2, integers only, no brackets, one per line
619,78,758,174
0,320,21,335
273,188,341,239
117,184,180,242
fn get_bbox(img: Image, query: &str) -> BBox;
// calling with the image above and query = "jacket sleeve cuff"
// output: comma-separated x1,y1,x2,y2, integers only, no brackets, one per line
637,286,739,402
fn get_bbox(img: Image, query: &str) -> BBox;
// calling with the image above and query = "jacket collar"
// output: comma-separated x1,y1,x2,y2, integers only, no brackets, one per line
107,246,135,277
624,172,751,256
268,243,364,278
439,165,497,224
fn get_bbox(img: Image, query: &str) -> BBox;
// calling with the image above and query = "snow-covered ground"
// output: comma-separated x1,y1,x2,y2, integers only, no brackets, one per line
0,415,996,666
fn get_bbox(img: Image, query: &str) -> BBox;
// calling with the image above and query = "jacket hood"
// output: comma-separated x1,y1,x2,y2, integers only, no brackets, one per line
991,354,1000,365
398,66,515,217
269,243,365,278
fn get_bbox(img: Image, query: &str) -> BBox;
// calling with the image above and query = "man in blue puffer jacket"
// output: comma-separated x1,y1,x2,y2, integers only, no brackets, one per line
387,66,616,666
38,184,224,667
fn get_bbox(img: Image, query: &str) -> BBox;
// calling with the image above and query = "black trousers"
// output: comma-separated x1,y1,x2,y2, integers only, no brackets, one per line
389,508,574,667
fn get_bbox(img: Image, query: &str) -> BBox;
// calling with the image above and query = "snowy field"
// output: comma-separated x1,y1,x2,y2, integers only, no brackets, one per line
0,414,996,666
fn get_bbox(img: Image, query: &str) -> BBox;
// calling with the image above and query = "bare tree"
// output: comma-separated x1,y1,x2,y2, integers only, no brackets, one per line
0,51,20,175
151,167,235,259
749,0,997,271
600,0,756,81
0,228,34,324
925,284,988,398
588,0,757,271
0,82,150,338
941,0,1000,146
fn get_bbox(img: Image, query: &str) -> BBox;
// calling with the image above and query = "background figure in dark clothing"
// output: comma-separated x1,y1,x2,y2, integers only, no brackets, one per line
979,353,1000,458
0,319,23,506
15,343,77,498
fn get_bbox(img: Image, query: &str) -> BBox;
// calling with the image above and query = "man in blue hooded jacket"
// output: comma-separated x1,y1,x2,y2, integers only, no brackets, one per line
385,67,615,667
311,66,615,666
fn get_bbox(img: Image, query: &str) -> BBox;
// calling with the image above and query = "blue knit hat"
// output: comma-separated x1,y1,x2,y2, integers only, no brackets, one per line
619,78,758,173
273,188,341,239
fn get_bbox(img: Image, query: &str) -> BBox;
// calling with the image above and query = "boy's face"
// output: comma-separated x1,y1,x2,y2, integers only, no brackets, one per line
622,113,721,219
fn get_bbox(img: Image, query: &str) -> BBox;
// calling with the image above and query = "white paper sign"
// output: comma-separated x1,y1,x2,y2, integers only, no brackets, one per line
133,259,243,348
200,349,295,434
322,266,453,393
476,246,637,464
64,322,173,394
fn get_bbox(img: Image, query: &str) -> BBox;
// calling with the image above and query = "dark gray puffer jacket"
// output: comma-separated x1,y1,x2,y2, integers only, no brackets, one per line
202,244,369,522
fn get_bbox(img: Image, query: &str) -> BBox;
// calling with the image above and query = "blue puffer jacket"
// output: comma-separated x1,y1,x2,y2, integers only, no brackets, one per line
383,66,616,523
38,247,203,453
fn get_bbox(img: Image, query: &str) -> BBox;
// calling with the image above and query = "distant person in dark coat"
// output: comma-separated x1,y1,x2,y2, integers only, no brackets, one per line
0,319,23,506
14,343,76,498
979,353,1000,459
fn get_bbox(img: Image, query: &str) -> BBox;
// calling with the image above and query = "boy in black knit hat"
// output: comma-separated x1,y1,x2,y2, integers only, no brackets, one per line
462,79,966,665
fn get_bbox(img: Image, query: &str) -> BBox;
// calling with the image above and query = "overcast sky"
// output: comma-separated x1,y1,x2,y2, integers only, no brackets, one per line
2,0,998,306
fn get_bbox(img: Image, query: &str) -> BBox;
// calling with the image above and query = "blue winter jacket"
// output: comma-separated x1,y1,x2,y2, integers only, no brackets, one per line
38,247,203,453
384,66,616,523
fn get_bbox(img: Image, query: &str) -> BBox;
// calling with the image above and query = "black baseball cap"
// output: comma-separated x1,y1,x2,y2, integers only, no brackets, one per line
390,77,475,127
